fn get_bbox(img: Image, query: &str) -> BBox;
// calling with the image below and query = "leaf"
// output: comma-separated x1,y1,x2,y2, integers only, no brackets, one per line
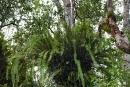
34,0,39,9
85,44,97,65
73,40,85,87
48,69,61,81
3,84,7,87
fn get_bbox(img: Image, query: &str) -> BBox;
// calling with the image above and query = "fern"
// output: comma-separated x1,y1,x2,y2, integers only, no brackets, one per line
85,44,97,65
73,40,85,87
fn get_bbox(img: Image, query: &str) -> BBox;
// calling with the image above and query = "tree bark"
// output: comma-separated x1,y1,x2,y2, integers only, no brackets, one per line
62,0,75,30
105,0,130,86
101,0,130,54
123,0,130,86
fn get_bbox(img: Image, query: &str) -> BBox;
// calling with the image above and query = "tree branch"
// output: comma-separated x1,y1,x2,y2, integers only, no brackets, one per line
105,0,130,54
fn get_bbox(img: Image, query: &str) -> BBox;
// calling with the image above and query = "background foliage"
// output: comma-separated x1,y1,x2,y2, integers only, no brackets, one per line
0,0,126,87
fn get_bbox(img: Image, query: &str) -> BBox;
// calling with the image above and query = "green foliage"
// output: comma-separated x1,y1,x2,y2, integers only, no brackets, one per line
73,39,85,86
7,18,124,87
0,33,11,86
76,0,103,23
107,9,114,18
0,0,126,87
103,24,111,33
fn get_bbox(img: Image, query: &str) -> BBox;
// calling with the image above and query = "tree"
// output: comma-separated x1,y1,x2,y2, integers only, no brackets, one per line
123,0,130,86
0,0,128,87
99,0,130,86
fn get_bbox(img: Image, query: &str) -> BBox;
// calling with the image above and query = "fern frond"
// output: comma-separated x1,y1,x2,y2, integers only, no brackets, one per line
73,40,85,87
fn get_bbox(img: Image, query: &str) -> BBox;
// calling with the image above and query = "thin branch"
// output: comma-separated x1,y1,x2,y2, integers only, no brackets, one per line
48,27,54,34
0,22,18,29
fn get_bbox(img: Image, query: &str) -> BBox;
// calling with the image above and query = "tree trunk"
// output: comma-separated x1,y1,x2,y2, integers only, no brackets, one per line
62,0,75,30
106,0,130,86
123,0,130,86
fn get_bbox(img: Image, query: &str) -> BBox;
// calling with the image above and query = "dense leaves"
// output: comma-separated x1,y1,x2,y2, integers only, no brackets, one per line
0,33,11,86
